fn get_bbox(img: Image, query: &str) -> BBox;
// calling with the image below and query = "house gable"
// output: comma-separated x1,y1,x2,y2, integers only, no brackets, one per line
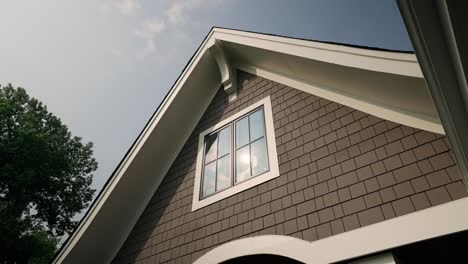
54,28,458,264
112,71,465,263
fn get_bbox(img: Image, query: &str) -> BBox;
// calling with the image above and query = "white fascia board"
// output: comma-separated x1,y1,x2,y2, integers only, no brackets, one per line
211,28,423,78
194,197,468,264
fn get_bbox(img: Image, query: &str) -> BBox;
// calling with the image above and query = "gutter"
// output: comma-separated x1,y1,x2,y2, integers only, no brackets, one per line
397,0,468,189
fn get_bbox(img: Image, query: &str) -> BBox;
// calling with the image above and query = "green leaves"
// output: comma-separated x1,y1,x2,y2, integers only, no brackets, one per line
0,84,97,263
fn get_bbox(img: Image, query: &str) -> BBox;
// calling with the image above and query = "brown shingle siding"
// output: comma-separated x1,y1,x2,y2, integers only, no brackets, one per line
113,71,466,263
358,207,385,226
426,186,452,206
342,214,360,231
446,181,467,200
392,197,416,216
316,223,333,239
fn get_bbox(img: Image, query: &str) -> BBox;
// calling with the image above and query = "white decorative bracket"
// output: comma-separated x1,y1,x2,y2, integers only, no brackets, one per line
209,40,237,101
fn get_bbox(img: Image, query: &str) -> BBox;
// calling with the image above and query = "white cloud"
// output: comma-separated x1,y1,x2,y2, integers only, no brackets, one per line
134,18,166,53
116,0,141,16
109,48,124,58
98,2,112,16
130,0,224,56
166,2,187,25
166,0,224,25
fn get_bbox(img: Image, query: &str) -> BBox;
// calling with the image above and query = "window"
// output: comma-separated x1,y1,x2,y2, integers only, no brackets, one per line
201,108,269,198
193,96,279,211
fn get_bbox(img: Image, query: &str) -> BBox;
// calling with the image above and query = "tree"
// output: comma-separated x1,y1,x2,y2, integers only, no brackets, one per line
0,84,97,263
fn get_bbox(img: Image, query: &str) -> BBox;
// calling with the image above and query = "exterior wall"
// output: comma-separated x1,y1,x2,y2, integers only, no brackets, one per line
113,71,466,264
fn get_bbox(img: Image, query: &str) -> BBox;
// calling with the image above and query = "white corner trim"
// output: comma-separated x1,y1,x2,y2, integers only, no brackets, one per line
194,197,468,264
209,40,237,101
238,64,445,135
192,96,279,211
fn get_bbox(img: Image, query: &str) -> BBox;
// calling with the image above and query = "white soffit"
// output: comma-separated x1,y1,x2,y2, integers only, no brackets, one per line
212,28,423,78
212,29,443,134
54,28,442,264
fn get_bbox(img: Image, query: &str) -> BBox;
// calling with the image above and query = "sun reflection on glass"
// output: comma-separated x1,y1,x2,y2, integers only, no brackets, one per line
240,152,250,164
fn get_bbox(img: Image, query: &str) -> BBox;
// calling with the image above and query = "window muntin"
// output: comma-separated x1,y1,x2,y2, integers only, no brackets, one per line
200,107,269,199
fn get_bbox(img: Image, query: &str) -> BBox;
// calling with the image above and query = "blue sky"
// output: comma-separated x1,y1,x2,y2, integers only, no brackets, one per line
0,0,412,220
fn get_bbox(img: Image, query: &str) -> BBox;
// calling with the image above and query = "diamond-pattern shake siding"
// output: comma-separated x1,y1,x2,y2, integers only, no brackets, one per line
113,71,466,263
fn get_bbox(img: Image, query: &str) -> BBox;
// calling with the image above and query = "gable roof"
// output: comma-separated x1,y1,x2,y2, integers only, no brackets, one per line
53,27,437,264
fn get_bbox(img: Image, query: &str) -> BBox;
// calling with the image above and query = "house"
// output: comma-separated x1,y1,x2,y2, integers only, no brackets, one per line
53,25,468,264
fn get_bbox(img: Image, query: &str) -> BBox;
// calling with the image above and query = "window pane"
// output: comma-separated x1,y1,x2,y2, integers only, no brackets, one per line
217,155,231,191
218,126,231,158
204,133,218,163
251,138,269,176
249,109,265,142
236,145,251,182
235,116,249,149
202,161,216,197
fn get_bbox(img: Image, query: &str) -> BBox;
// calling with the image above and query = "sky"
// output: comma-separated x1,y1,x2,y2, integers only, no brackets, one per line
0,0,412,222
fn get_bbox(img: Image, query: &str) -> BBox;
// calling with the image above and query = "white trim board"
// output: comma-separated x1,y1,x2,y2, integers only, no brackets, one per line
238,65,445,135
192,96,280,211
194,197,468,264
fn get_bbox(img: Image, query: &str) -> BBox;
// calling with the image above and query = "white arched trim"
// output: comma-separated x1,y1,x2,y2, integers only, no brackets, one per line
194,197,468,264
195,235,313,263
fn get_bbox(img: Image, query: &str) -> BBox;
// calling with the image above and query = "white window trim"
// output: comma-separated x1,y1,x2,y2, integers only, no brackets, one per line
192,96,279,211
